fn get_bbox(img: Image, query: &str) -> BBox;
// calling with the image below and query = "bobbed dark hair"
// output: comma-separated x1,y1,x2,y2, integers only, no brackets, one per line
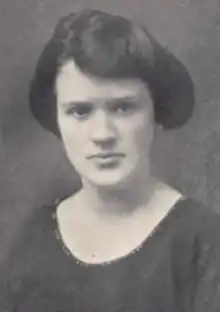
29,9,194,137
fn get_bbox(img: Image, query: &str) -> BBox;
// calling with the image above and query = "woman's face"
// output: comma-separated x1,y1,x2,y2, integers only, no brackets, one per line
55,60,154,188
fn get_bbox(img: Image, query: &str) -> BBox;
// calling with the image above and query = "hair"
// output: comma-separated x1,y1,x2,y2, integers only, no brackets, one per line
29,9,194,137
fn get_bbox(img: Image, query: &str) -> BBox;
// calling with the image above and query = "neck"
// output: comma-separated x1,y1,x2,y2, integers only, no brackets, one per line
81,171,156,218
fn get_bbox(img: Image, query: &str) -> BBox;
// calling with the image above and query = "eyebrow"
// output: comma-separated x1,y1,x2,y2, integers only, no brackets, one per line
60,96,138,108
108,96,138,104
61,101,92,110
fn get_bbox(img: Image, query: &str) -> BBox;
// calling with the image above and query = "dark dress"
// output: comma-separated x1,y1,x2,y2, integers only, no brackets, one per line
1,197,220,312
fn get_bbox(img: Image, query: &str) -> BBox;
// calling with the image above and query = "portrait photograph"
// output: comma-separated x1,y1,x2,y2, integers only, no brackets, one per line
1,0,220,311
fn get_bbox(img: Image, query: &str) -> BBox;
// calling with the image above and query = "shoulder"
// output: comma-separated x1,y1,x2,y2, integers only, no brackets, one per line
182,198,220,276
182,198,220,247
186,202,220,311
172,197,220,234
194,203,220,268
169,198,220,311
0,203,57,300
169,198,220,263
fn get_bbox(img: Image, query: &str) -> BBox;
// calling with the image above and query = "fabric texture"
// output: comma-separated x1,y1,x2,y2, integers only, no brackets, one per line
1,197,220,312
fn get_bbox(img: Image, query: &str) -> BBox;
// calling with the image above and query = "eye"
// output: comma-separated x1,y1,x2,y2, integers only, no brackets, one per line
66,104,93,119
110,101,137,115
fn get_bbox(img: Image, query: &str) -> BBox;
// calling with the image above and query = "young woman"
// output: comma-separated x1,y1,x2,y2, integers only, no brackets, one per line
1,9,220,312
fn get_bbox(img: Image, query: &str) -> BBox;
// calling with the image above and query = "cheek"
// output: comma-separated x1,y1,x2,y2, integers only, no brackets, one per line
57,115,85,152
122,112,154,148
57,110,74,134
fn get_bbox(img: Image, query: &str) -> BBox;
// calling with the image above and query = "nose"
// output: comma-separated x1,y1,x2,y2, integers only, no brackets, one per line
90,110,117,147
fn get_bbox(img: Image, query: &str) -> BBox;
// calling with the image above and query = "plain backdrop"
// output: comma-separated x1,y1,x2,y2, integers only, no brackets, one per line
1,0,220,265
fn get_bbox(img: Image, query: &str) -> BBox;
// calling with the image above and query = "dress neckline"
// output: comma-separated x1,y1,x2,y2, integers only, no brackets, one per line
52,196,189,269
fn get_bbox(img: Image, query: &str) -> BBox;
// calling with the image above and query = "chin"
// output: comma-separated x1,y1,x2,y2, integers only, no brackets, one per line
88,176,125,188
84,167,135,189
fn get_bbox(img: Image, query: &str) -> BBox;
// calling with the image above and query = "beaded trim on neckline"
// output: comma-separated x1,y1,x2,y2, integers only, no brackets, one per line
52,196,187,268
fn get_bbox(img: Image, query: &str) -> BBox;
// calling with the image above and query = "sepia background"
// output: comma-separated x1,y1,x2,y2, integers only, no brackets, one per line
1,0,220,265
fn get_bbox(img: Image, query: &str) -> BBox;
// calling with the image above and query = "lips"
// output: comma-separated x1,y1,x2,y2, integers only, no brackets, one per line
87,153,125,159
89,154,124,168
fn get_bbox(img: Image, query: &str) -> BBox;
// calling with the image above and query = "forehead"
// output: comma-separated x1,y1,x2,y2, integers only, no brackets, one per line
55,60,149,103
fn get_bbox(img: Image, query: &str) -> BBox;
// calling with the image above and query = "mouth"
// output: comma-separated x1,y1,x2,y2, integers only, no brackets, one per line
87,153,125,167
87,153,125,159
